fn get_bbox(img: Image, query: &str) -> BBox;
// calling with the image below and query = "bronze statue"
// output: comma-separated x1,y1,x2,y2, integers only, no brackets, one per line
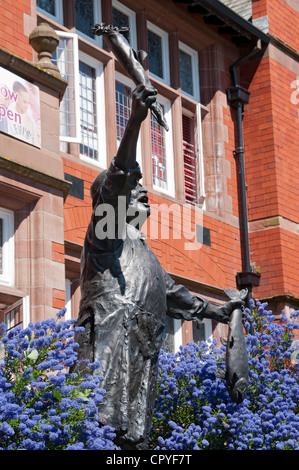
74,26,244,450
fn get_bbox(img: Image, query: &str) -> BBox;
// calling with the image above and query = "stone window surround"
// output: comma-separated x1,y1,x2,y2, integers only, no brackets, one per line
78,51,107,167
147,20,170,86
0,207,14,287
0,162,69,324
74,0,102,47
179,41,200,102
112,0,137,50
37,0,64,25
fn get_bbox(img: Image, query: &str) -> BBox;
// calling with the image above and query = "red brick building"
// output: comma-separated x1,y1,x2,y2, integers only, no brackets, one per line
0,0,298,351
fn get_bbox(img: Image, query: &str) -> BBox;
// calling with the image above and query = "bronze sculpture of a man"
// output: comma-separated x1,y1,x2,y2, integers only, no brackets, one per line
74,81,243,450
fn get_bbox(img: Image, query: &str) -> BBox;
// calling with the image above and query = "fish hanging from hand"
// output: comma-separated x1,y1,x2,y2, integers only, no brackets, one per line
215,288,248,404
92,23,169,131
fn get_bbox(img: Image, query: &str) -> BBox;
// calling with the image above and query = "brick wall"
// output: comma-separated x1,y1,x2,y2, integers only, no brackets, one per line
241,0,299,303
0,0,34,60
252,0,299,51
63,167,242,292
63,158,97,246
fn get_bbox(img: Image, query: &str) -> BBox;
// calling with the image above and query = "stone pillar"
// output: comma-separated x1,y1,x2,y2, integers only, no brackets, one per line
199,44,232,219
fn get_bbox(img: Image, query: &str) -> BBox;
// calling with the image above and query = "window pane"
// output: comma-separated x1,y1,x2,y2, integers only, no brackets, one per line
75,0,95,38
115,81,132,145
79,61,98,160
179,49,193,96
37,0,55,16
148,29,163,79
151,106,167,190
53,36,78,140
183,115,198,204
113,8,130,43
5,300,23,332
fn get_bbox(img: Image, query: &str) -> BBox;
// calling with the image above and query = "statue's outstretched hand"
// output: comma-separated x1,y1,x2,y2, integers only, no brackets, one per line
131,84,157,123
203,300,244,324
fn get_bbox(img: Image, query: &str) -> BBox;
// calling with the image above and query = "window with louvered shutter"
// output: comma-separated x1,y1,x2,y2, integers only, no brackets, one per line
183,114,199,204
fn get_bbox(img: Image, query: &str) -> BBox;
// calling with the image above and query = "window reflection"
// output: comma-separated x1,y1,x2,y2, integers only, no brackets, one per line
148,29,163,79
75,0,95,38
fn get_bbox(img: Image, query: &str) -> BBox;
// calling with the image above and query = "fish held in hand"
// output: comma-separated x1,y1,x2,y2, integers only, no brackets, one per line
215,288,248,404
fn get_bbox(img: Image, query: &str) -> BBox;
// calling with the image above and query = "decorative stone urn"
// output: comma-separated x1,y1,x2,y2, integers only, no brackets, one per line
29,23,61,78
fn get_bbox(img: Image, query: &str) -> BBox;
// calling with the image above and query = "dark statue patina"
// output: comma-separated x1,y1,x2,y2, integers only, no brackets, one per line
216,288,249,404
74,25,245,450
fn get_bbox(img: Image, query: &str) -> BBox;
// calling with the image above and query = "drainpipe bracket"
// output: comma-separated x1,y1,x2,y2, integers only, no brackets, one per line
227,85,250,107
236,271,261,290
233,147,243,157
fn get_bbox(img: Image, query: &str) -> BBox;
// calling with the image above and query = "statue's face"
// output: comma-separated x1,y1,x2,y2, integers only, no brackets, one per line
127,183,151,227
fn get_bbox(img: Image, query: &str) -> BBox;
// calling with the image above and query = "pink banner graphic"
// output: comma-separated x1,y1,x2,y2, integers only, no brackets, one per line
0,67,41,148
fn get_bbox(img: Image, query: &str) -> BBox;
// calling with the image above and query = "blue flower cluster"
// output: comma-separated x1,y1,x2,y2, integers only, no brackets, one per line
1,301,298,451
0,308,118,450
151,301,299,450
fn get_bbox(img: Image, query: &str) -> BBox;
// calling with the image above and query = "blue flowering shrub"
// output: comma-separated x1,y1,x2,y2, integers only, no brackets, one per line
0,308,118,450
150,300,299,450
1,302,298,450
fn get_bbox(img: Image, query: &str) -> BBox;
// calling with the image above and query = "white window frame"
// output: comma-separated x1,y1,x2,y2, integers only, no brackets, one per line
147,21,170,86
79,52,107,168
112,0,137,50
37,0,64,24
173,319,182,352
56,31,81,144
22,296,30,329
151,96,175,197
75,0,102,48
0,208,14,287
65,279,72,321
183,106,206,207
115,72,142,170
179,41,200,101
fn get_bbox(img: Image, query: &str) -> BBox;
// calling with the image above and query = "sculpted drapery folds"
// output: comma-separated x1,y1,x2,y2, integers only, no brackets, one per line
74,27,243,450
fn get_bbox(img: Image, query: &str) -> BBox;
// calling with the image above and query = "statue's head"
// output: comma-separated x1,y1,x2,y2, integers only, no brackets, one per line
127,182,151,225
90,172,151,226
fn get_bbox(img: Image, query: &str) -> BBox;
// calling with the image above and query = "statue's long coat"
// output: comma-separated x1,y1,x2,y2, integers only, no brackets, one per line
75,158,209,448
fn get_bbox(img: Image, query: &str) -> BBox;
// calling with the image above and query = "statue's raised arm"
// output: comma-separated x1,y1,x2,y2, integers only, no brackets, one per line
92,23,169,131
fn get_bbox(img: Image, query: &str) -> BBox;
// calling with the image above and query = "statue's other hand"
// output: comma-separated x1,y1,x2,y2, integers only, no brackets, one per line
203,300,244,324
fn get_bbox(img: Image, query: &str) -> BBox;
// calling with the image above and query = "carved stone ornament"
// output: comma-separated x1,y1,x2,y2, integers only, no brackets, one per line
29,22,61,78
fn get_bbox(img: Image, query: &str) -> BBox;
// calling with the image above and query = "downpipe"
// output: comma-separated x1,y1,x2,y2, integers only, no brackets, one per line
227,41,262,302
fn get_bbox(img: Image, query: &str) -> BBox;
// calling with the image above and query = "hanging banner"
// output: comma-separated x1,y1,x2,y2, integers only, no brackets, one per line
0,67,41,148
